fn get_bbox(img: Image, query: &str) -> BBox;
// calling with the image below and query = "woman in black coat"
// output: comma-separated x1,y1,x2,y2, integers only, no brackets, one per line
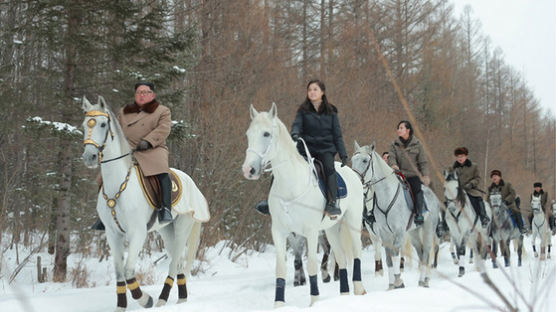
290,79,348,217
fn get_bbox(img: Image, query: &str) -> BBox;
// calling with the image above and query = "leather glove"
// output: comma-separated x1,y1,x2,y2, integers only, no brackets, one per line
291,133,300,141
341,157,347,167
422,175,430,186
136,139,152,151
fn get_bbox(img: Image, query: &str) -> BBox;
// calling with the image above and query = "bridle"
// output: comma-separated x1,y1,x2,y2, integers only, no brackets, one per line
352,151,388,188
245,121,280,173
83,110,131,164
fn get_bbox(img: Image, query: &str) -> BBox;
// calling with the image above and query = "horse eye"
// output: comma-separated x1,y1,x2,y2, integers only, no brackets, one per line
263,132,270,137
101,122,106,128
363,159,368,163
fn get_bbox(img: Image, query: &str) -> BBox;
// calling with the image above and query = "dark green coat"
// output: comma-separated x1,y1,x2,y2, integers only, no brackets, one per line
388,135,429,178
453,159,483,197
530,190,551,217
487,180,517,213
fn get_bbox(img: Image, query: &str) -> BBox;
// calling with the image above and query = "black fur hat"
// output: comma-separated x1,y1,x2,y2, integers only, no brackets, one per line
534,182,542,188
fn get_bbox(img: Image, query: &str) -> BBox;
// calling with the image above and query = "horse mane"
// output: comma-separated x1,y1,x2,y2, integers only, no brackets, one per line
371,149,396,181
106,108,132,153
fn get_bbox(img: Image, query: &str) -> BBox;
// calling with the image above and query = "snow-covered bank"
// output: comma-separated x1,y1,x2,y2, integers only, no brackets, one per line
1,236,555,311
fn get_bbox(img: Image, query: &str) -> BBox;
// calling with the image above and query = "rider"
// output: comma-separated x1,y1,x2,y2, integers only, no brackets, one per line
486,170,526,234
528,182,552,231
382,151,389,162
92,81,173,230
290,79,348,218
253,80,348,218
452,147,489,228
388,120,430,225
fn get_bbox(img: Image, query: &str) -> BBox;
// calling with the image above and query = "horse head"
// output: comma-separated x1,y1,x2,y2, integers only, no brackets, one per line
443,168,464,212
242,103,282,180
81,96,113,168
531,195,543,215
351,140,374,181
488,189,504,214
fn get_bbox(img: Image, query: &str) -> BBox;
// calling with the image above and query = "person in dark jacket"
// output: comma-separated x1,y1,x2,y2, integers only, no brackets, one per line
487,170,526,234
253,80,347,218
452,147,489,227
388,120,430,225
290,79,348,217
528,182,552,231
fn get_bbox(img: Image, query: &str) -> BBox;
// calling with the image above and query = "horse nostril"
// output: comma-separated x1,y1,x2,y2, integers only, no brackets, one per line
92,154,96,159
250,167,256,175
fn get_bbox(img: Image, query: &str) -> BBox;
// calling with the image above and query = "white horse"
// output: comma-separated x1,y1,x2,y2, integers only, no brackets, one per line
351,141,439,288
530,195,550,260
443,168,491,276
81,96,209,311
242,104,365,307
489,190,523,267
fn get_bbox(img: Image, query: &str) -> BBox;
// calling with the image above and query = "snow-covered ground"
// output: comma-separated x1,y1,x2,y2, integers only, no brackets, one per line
1,235,555,312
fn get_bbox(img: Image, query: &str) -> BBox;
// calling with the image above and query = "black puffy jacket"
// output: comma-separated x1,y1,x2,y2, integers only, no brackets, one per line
290,105,347,159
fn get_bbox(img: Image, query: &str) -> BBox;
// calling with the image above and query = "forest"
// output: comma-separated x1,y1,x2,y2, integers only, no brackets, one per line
1,0,554,282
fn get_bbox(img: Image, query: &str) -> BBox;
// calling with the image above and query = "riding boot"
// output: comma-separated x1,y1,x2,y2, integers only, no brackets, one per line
477,200,490,228
255,200,270,215
325,173,341,217
91,218,105,231
157,173,173,224
414,191,424,225
513,209,526,234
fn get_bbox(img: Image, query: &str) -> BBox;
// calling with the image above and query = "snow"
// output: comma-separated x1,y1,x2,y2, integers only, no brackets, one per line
1,236,555,312
26,117,82,135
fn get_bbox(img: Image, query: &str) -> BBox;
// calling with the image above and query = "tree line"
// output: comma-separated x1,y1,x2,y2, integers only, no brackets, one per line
1,0,554,282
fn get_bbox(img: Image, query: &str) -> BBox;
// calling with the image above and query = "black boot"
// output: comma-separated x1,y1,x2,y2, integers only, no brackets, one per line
414,191,424,225
255,200,270,215
477,200,490,228
325,173,341,218
91,218,105,231
157,173,173,224
513,209,526,234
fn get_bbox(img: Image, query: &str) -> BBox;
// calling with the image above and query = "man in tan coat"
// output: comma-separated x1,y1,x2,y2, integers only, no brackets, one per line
92,82,173,230
487,170,526,234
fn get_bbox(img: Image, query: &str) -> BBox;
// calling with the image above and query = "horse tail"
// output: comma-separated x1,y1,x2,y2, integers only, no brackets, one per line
184,221,202,275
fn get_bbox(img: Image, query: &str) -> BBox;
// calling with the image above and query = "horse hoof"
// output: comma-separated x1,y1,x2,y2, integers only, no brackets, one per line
177,298,187,304
310,295,319,306
548,254,552,259
458,267,465,277
387,284,394,290
375,270,384,277
354,281,366,295
534,252,539,258
322,275,331,283
394,283,405,289
114,308,126,312
293,281,300,287
418,281,425,287
518,260,522,267
138,294,153,308
274,301,285,308
155,299,166,307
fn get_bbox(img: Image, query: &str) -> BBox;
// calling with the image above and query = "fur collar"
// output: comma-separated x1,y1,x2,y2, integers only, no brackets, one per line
453,159,472,168
533,190,544,196
123,100,159,114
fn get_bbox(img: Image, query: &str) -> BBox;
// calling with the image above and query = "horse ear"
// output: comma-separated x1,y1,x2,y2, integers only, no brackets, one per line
269,102,277,119
371,141,376,151
443,169,448,178
249,104,259,120
82,96,93,112
354,140,360,150
98,95,109,110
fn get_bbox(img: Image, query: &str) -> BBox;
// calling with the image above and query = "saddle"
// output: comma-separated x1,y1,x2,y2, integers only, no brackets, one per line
313,159,347,199
394,171,417,213
134,165,182,210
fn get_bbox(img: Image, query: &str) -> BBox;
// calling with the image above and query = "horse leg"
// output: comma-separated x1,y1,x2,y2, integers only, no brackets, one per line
124,228,153,308
502,240,510,267
517,237,523,266
106,230,127,312
548,244,552,259
155,224,178,307
491,241,498,268
450,240,458,265
344,213,366,295
369,231,384,276
271,226,288,308
391,249,404,288
318,232,331,283
305,231,320,306
432,243,439,269
324,226,349,295
290,234,306,287
457,243,466,276
469,248,474,264
409,233,426,286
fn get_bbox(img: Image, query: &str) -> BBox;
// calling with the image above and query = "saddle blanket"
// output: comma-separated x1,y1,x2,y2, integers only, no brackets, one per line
317,172,347,199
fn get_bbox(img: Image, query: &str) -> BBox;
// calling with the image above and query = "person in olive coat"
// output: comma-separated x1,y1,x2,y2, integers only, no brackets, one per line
290,79,348,217
452,147,489,227
487,170,526,234
387,120,430,225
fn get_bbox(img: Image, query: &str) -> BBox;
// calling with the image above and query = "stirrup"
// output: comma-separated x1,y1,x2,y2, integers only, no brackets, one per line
325,202,341,219
91,219,105,231
158,206,173,224
255,200,270,215
414,214,424,225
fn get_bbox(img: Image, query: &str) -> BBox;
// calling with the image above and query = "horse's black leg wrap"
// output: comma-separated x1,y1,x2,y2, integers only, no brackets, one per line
275,278,286,302
117,281,127,309
353,258,362,281
126,277,143,300
309,275,319,296
159,276,174,302
177,273,188,299
339,268,349,293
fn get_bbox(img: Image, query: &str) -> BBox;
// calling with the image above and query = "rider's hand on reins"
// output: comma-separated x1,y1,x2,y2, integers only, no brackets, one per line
136,139,152,151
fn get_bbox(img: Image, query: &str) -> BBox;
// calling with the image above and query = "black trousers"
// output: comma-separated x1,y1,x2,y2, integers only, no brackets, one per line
468,195,483,214
314,152,336,202
406,176,422,196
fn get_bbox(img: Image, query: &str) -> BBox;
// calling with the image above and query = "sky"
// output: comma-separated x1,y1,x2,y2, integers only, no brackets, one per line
452,0,556,118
